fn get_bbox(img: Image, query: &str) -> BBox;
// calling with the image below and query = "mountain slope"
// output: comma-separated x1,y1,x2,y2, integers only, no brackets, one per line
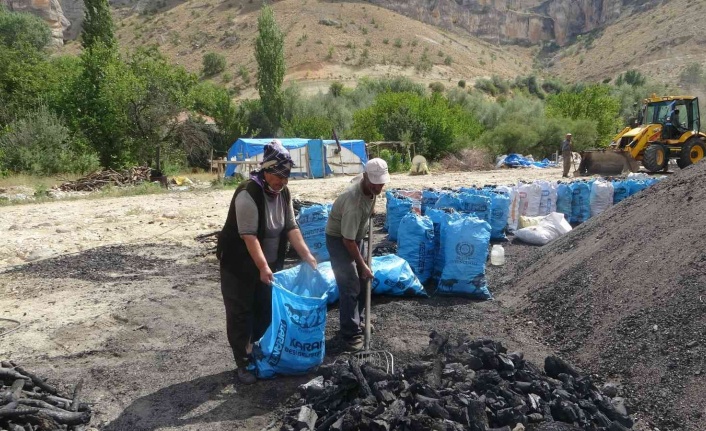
547,0,706,84
102,0,536,97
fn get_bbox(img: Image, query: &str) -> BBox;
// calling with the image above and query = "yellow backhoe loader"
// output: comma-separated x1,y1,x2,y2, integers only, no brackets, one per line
577,95,706,175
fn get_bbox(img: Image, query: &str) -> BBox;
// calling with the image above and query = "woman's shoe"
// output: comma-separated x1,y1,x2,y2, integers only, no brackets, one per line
237,368,257,385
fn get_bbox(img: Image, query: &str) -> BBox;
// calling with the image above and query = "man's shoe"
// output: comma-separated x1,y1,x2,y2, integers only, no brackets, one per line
344,335,365,352
237,368,257,385
359,323,375,334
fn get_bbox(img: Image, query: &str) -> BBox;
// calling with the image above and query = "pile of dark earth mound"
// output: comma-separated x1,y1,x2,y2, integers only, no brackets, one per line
509,162,706,430
278,333,632,431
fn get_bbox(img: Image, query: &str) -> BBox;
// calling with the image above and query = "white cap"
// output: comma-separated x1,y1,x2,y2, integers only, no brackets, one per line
566,133,572,136
365,158,390,185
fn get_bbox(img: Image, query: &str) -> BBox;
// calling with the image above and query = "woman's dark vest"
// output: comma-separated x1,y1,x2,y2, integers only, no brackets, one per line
216,180,291,278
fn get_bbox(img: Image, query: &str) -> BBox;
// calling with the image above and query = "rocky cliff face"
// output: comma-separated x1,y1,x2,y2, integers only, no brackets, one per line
1,0,70,45
366,0,661,46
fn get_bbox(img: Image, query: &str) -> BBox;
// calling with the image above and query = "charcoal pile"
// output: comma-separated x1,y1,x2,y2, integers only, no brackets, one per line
1,361,91,430
55,167,153,192
278,333,632,431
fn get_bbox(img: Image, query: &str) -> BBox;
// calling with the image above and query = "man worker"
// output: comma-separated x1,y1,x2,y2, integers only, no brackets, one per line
561,133,573,178
325,158,390,352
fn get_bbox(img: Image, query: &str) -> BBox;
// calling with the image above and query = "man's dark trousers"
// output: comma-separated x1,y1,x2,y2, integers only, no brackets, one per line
326,234,365,339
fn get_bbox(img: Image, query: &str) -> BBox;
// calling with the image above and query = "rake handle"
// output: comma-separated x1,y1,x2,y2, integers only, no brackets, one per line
363,195,376,351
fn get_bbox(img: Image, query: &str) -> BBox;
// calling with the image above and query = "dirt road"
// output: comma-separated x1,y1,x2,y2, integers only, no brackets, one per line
1,166,590,431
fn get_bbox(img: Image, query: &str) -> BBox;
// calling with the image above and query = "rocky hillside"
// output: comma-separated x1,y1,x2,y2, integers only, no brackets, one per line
108,0,537,98
5,0,706,88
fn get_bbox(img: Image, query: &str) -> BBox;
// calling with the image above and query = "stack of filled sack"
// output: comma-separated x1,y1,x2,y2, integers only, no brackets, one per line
385,173,664,298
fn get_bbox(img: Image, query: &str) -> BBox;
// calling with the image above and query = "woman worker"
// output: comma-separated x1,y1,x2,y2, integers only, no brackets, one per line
216,140,317,384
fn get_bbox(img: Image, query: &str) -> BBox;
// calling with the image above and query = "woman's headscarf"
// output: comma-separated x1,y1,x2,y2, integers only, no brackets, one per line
250,140,295,195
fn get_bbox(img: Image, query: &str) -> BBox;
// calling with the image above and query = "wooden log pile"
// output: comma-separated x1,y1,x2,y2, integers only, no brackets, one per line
1,361,91,431
278,332,633,431
55,167,153,192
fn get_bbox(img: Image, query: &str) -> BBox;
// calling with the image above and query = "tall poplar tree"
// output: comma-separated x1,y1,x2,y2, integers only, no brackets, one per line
80,0,116,51
255,4,285,132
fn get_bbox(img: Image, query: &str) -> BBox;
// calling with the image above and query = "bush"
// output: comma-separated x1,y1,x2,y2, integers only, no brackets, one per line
378,148,409,173
329,81,344,97
458,80,466,88
679,63,704,88
0,106,99,175
428,82,445,94
202,52,226,77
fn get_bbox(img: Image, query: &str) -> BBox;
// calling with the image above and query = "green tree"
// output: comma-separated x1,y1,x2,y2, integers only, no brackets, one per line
545,85,621,146
282,115,333,138
0,7,52,50
255,4,285,132
81,0,116,51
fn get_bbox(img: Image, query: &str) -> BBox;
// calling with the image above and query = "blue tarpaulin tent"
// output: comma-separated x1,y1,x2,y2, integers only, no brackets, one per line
225,138,368,178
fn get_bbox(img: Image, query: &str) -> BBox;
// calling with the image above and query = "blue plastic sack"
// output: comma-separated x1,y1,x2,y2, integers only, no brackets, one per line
254,264,328,378
612,180,629,204
556,183,572,220
434,192,463,211
437,216,492,299
297,205,330,261
627,179,648,196
569,182,591,224
273,261,339,305
371,254,427,297
459,192,491,222
426,210,462,279
386,193,413,241
397,213,435,284
487,192,510,240
421,189,440,215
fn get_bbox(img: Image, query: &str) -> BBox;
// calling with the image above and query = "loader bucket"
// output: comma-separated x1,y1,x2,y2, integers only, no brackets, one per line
577,150,639,176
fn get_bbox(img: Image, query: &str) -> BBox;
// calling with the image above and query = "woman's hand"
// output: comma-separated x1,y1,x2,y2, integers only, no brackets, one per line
303,253,317,270
259,265,274,285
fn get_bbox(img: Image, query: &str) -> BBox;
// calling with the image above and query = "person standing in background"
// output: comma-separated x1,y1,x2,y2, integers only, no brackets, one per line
561,133,573,178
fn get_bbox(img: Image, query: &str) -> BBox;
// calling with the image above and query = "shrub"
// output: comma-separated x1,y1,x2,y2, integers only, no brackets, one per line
378,148,409,173
458,80,466,88
428,82,445,94
0,106,99,175
329,81,344,97
202,52,226,77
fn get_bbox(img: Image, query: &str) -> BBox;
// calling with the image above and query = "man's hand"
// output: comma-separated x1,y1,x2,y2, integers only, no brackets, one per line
358,263,374,280
259,265,274,285
303,253,317,270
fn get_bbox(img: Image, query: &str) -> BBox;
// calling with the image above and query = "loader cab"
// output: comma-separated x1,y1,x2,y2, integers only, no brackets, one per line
643,98,699,140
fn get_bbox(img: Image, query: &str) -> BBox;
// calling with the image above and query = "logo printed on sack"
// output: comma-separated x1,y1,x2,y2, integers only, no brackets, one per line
284,303,325,329
491,208,504,219
268,319,288,366
456,242,474,257
299,211,326,224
